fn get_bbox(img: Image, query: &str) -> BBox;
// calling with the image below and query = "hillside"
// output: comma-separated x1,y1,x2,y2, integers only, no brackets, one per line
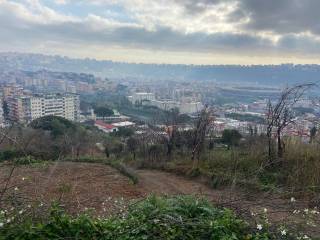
1,52,320,86
0,161,318,239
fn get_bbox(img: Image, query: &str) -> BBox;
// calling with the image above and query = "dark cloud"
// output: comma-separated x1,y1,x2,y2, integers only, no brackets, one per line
233,0,320,35
277,34,320,54
174,0,320,35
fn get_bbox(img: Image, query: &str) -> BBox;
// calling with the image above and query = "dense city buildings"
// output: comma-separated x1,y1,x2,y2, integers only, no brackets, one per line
0,65,318,141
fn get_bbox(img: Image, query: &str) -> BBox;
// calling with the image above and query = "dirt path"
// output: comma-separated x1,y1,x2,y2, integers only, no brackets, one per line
136,169,268,204
136,169,235,201
136,169,314,228
0,162,299,211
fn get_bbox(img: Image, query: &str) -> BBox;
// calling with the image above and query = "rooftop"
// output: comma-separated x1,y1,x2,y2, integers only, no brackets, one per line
95,120,117,130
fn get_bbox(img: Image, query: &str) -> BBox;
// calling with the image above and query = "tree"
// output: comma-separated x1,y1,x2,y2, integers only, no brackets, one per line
266,83,314,161
112,127,134,138
110,142,124,158
161,108,180,160
127,137,138,160
148,144,163,165
30,116,76,138
221,129,242,149
104,146,110,158
191,106,213,167
310,126,317,143
94,107,114,119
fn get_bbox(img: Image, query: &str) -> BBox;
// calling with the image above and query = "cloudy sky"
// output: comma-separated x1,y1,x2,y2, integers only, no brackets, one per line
1,0,320,64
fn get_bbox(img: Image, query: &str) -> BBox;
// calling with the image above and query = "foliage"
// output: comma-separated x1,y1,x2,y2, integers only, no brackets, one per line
1,118,105,161
94,106,114,118
29,116,76,137
0,150,24,161
13,155,38,165
310,126,317,143
110,142,124,157
126,137,138,159
221,129,242,148
0,196,271,240
111,127,134,138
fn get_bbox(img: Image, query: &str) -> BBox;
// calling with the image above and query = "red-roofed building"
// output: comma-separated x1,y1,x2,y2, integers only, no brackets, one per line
94,120,118,133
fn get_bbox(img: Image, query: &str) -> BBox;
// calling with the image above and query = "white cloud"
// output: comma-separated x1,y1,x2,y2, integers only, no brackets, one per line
0,0,77,24
54,0,68,5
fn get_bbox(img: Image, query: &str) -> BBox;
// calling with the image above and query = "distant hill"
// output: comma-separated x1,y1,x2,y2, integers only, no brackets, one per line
1,52,320,86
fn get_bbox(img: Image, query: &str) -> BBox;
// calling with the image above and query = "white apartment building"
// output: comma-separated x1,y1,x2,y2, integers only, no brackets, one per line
8,93,80,123
30,96,43,120
63,94,80,120
128,92,156,104
128,92,203,114
180,101,204,114
143,99,203,114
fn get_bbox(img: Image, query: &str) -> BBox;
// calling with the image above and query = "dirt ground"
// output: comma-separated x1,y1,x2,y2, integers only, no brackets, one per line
0,162,145,215
0,161,318,235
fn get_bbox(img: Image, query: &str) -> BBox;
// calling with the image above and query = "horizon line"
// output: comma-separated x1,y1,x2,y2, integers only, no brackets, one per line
2,51,320,67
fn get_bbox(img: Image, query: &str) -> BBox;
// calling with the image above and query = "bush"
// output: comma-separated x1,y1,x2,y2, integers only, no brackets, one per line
111,127,134,138
14,156,38,165
0,150,24,161
0,196,271,240
221,129,242,148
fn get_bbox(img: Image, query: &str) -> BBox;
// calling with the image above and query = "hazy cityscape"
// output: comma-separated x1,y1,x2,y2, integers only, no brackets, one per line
0,52,318,142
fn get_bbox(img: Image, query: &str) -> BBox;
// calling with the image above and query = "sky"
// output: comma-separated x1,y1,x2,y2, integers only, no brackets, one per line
1,0,320,65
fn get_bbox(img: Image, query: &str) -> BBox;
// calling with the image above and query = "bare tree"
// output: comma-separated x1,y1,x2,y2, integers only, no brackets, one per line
0,122,29,206
163,108,179,159
266,83,315,163
191,106,214,168
127,136,138,160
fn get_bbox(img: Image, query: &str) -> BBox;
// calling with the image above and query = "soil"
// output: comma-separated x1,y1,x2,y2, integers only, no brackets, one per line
0,162,144,215
0,161,318,236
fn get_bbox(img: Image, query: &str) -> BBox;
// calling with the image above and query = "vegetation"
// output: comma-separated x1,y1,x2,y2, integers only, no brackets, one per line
1,116,106,161
1,106,320,197
1,84,320,238
94,106,114,118
111,127,134,138
30,115,77,138
0,196,275,240
221,129,242,148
